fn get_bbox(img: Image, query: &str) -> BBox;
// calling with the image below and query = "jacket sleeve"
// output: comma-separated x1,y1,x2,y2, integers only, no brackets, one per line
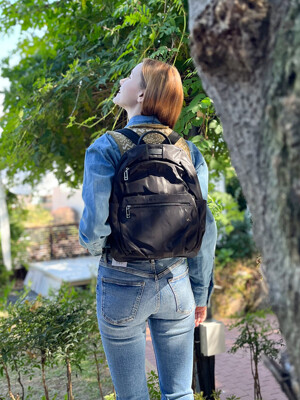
79,134,121,256
186,141,217,307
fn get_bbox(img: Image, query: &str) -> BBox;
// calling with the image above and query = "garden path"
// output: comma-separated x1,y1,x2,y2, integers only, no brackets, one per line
145,317,287,400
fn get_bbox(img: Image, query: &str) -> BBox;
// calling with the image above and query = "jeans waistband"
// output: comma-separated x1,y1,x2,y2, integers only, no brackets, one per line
100,251,186,279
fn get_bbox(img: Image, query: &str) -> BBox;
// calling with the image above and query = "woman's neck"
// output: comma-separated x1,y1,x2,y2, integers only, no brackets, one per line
126,104,143,121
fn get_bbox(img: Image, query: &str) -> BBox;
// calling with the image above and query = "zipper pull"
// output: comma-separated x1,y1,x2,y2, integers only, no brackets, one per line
126,205,131,218
124,167,129,181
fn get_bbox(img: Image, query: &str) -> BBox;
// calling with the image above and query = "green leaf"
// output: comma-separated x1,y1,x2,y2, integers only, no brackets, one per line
0,0,231,198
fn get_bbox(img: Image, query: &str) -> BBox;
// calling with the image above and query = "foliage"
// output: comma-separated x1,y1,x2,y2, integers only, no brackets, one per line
0,190,28,302
0,265,14,303
215,248,235,269
213,172,256,263
213,258,266,318
0,5,226,178
147,370,160,400
0,0,187,185
0,190,29,280
0,283,106,400
209,190,244,236
214,174,256,263
148,370,240,400
229,309,284,400
194,391,240,399
0,0,244,238
226,175,247,212
216,210,257,263
104,394,115,400
23,204,53,228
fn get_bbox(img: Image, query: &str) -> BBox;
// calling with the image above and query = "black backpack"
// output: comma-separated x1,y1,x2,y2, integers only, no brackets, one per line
108,128,206,262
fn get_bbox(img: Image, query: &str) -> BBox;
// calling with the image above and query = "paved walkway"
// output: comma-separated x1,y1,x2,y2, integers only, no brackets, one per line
145,318,287,400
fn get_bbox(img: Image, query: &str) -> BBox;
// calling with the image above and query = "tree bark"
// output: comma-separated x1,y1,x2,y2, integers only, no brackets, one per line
93,350,105,400
14,360,24,400
189,0,300,392
2,361,17,400
66,357,74,400
41,351,50,400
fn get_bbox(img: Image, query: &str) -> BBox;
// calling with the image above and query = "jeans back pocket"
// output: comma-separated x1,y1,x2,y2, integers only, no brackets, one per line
168,270,195,315
101,278,145,325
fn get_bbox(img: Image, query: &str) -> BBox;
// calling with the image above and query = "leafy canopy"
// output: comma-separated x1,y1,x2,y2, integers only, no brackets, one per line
0,0,243,233
0,0,229,184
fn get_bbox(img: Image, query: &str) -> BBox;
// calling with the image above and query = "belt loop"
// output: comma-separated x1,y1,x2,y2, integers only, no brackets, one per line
103,250,108,264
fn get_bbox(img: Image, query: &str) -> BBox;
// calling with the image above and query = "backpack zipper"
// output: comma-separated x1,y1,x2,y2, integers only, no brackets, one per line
125,203,191,219
124,168,129,181
126,205,131,218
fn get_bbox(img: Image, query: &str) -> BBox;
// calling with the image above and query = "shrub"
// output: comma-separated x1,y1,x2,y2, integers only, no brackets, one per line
0,284,106,400
216,211,257,262
229,309,284,400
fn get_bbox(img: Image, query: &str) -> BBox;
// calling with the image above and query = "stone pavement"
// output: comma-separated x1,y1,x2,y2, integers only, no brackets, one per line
145,318,287,400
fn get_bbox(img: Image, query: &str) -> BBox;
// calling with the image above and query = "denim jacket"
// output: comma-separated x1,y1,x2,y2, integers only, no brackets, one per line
79,115,217,306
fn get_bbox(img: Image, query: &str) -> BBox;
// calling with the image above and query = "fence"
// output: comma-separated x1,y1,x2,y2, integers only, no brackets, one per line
24,224,89,262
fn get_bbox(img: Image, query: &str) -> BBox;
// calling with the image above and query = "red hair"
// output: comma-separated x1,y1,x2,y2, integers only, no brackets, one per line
140,59,183,128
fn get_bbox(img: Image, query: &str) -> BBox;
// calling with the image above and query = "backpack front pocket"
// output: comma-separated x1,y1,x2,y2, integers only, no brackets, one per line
119,194,199,258
101,278,145,325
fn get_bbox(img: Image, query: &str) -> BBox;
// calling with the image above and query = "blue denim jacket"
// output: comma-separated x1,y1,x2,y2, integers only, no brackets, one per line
79,115,217,306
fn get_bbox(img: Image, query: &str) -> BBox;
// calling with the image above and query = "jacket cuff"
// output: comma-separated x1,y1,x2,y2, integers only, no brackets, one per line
79,236,104,256
191,284,214,307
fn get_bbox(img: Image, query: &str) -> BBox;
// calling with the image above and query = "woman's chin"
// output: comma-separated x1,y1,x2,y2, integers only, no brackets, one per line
113,95,121,105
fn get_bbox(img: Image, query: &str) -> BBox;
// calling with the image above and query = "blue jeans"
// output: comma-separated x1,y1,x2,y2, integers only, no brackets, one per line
96,254,196,400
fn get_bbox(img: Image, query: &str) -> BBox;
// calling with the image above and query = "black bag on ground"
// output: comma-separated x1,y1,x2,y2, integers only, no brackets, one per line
108,129,206,262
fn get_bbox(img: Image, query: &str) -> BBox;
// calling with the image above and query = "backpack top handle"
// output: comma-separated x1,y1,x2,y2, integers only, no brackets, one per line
115,128,181,146
138,130,171,145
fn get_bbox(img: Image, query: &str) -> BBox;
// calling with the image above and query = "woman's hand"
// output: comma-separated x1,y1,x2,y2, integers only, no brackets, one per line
195,306,207,327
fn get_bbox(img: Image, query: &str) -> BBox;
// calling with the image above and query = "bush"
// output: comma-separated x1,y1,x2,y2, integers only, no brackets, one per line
229,310,284,400
0,265,14,303
213,174,257,267
213,258,268,318
0,190,29,272
0,284,107,400
216,210,257,263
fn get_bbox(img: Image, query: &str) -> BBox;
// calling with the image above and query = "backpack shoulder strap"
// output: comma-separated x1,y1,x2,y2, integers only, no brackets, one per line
162,130,181,145
115,128,140,144
107,128,138,156
163,130,192,161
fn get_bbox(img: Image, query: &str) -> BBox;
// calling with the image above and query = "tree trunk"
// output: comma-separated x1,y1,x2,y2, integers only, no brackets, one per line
66,357,74,400
41,351,50,400
188,0,300,393
2,361,17,400
14,360,24,400
93,349,105,400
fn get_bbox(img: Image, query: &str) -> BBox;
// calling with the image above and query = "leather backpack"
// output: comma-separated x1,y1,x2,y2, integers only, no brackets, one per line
108,128,206,262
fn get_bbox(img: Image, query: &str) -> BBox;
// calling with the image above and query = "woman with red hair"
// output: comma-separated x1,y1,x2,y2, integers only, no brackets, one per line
80,58,217,399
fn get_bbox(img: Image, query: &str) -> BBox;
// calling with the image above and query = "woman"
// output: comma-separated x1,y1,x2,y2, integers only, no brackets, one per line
79,58,217,400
